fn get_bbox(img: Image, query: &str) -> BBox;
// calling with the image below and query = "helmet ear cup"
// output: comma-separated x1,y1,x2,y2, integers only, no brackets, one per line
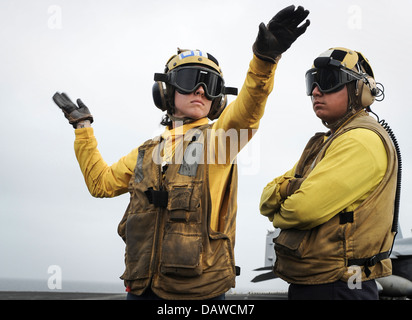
208,96,227,120
356,76,377,107
152,81,168,111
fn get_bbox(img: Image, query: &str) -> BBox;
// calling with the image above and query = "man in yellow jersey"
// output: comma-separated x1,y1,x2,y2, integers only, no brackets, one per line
52,5,310,300
260,47,399,300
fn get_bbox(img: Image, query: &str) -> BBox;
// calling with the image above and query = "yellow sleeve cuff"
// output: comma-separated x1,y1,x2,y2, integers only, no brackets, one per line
74,127,95,140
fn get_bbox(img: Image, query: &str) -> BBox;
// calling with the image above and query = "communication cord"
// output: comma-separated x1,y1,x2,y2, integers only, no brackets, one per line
368,106,402,234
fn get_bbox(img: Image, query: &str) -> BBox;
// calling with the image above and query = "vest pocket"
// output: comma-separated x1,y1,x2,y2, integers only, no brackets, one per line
167,187,192,211
274,229,310,259
123,211,156,280
160,231,203,277
166,183,202,223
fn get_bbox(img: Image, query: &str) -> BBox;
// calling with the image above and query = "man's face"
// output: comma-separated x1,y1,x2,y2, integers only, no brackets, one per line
311,84,348,126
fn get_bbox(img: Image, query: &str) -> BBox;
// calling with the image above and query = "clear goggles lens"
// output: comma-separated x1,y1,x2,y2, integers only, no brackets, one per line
305,67,358,95
169,66,224,99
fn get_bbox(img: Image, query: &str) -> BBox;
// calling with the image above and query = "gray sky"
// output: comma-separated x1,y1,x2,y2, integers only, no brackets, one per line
1,0,411,293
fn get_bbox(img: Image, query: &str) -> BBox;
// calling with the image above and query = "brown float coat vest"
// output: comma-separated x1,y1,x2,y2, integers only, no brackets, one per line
117,124,238,299
274,112,398,284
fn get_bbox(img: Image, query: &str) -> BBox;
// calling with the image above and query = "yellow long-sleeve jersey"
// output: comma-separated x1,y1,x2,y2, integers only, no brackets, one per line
74,56,277,231
259,127,388,230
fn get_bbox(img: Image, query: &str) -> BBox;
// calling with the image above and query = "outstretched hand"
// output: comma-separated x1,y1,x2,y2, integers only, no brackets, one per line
253,5,310,63
52,92,93,128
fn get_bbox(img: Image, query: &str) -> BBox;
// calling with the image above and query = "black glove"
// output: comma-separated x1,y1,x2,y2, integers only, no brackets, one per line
253,5,310,63
52,92,94,128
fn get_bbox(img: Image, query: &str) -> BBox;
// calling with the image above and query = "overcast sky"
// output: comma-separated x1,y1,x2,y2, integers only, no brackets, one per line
1,0,411,293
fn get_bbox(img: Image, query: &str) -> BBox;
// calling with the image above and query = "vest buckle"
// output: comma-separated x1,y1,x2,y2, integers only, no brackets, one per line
339,211,354,224
366,255,377,267
145,187,169,208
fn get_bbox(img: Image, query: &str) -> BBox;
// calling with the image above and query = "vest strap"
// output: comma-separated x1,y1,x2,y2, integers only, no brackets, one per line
347,251,390,278
144,188,168,208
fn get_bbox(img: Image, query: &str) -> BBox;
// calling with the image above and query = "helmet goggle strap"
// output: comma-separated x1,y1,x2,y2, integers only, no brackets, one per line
305,56,367,96
154,66,237,100
305,66,362,95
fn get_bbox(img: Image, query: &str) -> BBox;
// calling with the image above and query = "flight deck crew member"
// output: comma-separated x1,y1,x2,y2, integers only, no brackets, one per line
260,47,398,300
52,5,310,300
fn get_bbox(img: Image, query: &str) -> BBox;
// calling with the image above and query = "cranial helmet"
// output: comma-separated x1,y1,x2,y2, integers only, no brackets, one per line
152,48,238,120
305,47,379,107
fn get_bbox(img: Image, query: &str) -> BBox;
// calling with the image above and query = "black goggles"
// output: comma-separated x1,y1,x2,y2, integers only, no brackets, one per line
305,67,360,95
154,66,237,100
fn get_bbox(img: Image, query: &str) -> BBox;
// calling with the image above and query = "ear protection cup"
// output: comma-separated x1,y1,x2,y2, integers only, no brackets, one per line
208,95,227,120
356,75,377,107
152,81,168,111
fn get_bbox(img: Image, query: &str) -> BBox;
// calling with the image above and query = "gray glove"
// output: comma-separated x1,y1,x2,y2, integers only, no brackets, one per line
253,5,310,63
52,92,93,128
